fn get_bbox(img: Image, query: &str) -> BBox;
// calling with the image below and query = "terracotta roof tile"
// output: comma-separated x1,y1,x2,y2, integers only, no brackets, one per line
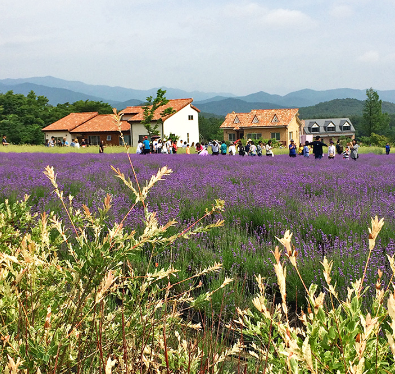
121,98,196,121
70,114,130,133
42,112,98,131
220,108,299,129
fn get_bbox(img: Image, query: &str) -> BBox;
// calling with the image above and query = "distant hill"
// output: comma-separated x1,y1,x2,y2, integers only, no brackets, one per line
0,76,235,102
299,98,395,119
4,76,395,119
0,82,107,105
194,98,287,116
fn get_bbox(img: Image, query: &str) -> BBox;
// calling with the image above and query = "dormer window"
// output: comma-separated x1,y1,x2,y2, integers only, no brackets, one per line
327,123,335,132
252,115,259,124
272,114,279,123
311,123,319,133
343,122,350,131
234,116,240,124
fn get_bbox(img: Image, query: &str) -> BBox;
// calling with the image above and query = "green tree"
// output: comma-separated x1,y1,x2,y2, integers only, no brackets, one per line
198,116,224,142
362,88,389,136
141,89,175,138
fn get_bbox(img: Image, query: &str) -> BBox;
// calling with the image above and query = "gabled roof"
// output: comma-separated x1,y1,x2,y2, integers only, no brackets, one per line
42,112,99,132
220,108,300,129
121,98,197,121
303,118,355,135
70,114,130,133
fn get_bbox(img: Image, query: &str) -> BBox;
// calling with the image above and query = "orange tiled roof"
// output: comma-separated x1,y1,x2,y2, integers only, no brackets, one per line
70,114,130,133
42,112,99,131
220,108,299,129
121,98,197,121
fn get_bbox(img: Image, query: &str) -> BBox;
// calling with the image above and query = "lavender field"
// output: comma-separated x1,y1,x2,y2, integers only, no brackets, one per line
2,152,395,310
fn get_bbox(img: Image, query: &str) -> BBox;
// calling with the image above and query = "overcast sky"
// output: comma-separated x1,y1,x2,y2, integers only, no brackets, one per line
1,0,395,95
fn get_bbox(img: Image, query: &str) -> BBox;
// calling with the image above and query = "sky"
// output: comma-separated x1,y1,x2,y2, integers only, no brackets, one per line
1,0,395,96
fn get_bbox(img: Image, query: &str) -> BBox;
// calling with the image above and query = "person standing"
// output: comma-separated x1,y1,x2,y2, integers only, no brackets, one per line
99,140,104,154
350,139,359,161
186,144,190,154
172,140,178,154
136,140,143,154
245,140,251,155
386,143,391,155
328,141,336,160
166,138,172,154
249,141,257,156
257,141,263,157
288,140,297,158
308,136,327,159
143,136,150,154
343,145,350,160
220,140,227,155
237,141,245,156
152,138,158,153
265,140,274,157
303,141,310,157
229,142,236,155
211,141,219,155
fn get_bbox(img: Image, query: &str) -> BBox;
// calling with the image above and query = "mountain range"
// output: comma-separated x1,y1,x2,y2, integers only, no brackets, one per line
2,76,395,117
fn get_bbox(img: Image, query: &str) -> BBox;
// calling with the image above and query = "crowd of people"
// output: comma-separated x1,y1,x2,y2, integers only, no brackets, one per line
135,135,363,160
293,136,360,160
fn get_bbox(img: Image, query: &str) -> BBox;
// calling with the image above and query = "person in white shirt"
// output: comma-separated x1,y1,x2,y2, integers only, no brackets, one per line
228,142,236,155
328,141,336,159
152,138,158,153
136,141,143,154
265,140,274,157
166,139,173,154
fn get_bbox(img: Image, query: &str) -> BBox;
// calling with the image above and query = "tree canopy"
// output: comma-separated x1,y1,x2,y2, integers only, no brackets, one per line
362,88,389,137
0,90,113,144
141,89,175,138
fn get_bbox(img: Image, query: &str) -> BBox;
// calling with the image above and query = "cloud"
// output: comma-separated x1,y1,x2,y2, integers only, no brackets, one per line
224,2,316,29
357,50,380,63
329,4,354,18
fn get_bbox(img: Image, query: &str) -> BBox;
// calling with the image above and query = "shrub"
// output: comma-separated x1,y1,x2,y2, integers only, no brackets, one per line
0,113,240,373
232,218,395,373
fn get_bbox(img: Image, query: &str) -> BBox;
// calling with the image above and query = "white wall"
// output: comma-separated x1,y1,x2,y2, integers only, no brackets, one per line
163,104,199,145
130,123,149,146
129,104,199,146
43,131,73,144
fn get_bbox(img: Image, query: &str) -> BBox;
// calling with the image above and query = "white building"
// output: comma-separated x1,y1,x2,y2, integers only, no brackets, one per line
121,98,200,146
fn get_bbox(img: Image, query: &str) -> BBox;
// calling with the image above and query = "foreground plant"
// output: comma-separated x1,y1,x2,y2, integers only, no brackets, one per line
233,217,395,373
0,133,240,373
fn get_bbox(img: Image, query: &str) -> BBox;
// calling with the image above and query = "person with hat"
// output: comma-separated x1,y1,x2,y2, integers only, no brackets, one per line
143,136,150,154
308,136,328,159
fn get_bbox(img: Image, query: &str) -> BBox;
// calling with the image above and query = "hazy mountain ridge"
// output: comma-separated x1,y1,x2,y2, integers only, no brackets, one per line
0,76,235,103
2,76,395,117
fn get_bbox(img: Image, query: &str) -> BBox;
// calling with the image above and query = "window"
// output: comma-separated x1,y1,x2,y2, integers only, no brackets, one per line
188,115,193,120
139,135,149,142
311,124,319,133
107,135,112,141
88,135,100,145
187,133,190,143
234,116,240,124
343,122,350,131
252,115,259,124
272,115,279,123
246,133,262,140
327,123,335,132
271,132,280,141
289,132,293,141
228,133,236,142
